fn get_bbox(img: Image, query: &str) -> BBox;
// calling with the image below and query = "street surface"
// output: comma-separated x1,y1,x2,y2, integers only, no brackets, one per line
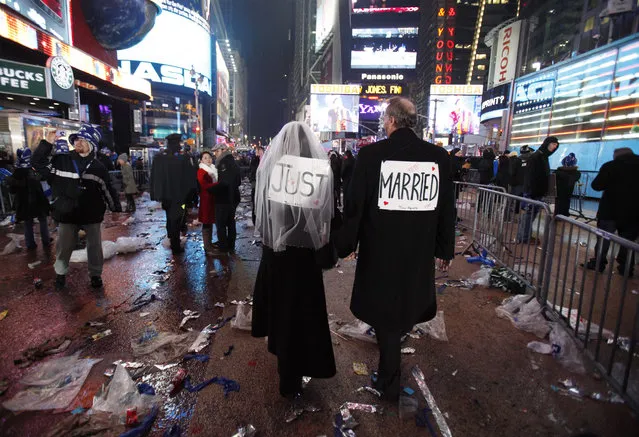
0,185,637,436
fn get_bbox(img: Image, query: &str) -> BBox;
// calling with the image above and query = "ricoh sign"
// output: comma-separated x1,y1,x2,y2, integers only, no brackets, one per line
493,21,521,86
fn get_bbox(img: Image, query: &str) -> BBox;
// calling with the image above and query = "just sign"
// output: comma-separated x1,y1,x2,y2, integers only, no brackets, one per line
268,155,331,209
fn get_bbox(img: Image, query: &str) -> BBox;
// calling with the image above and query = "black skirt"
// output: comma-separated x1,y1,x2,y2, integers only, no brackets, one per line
252,245,336,378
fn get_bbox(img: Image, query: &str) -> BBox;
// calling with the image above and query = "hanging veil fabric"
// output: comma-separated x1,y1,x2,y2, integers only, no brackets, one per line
254,121,334,252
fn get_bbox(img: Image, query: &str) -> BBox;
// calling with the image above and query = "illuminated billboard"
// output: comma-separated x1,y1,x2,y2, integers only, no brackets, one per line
359,97,388,122
352,0,419,9
315,0,336,51
351,27,418,69
310,84,360,133
117,0,212,94
216,42,229,134
1,0,70,43
430,94,481,136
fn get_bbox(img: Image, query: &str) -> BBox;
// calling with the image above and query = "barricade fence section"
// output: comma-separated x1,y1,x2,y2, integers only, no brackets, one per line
453,182,506,230
543,215,639,411
0,180,14,218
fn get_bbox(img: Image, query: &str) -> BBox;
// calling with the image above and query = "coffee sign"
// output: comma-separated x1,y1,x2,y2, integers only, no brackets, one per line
0,58,47,98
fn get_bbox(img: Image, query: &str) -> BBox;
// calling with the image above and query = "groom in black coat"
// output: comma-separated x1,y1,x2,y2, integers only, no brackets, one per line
336,97,455,401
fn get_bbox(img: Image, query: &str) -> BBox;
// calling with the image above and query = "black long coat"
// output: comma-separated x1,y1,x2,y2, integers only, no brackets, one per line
335,128,455,332
7,168,49,222
252,245,336,378
149,152,197,206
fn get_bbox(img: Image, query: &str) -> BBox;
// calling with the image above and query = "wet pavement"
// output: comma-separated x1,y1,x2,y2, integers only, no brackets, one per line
0,186,637,436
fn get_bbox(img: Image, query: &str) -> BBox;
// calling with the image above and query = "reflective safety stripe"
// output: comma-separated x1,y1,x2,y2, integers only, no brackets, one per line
54,169,80,179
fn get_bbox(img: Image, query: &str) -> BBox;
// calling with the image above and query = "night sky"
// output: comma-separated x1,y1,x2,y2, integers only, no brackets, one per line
230,0,294,141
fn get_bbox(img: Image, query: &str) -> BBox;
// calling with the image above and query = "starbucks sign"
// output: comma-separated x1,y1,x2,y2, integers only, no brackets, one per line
0,59,47,98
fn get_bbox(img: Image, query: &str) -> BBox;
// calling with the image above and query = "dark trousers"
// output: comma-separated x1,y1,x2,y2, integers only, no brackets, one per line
374,326,404,400
125,193,136,212
251,182,256,225
592,219,639,272
163,201,185,251
216,203,237,251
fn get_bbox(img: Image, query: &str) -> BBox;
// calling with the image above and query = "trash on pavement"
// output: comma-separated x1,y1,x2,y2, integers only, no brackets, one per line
415,407,438,435
495,295,551,339
3,353,101,411
412,365,452,437
403,387,415,395
28,261,41,269
91,364,157,416
183,375,240,397
0,309,7,321
302,376,311,388
401,347,416,354
0,379,9,396
223,345,234,357
231,424,257,437
399,395,419,420
284,398,321,423
214,302,225,308
155,363,179,371
164,424,182,437
231,303,252,330
490,267,526,294
1,233,23,255
44,413,116,437
169,368,188,394
413,311,448,342
132,330,199,363
137,383,156,396
113,360,145,369
183,353,210,362
33,278,43,289
179,310,201,328
527,341,553,354
92,330,113,342
554,305,615,341
119,406,159,437
468,266,492,287
13,337,72,368
126,408,139,426
353,362,369,375
356,386,381,397
189,325,215,353
441,279,474,289
139,312,150,318
126,293,158,313
71,406,85,415
337,319,376,343
122,217,135,226
550,323,586,374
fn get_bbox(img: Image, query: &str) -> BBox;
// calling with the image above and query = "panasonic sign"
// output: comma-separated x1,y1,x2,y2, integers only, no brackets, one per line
361,73,405,81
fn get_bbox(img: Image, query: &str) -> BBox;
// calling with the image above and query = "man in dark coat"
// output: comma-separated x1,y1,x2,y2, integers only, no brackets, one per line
6,147,50,250
211,143,241,253
97,146,115,171
516,137,558,243
249,146,263,226
335,97,455,401
330,151,342,208
150,133,197,254
554,153,581,216
32,124,120,289
478,148,496,185
341,149,356,197
585,148,639,276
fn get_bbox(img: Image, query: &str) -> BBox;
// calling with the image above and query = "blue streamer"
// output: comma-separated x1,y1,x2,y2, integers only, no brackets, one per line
183,353,210,362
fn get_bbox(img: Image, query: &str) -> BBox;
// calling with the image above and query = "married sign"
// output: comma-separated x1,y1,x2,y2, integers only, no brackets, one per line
378,160,440,211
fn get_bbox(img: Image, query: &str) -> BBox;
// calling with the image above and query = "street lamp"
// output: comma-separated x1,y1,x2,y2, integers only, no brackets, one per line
189,66,204,150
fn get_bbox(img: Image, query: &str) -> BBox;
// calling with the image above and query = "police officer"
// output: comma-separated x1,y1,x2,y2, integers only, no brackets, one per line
336,97,455,401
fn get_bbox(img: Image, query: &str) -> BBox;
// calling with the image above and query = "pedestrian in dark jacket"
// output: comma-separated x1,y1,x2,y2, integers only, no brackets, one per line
211,143,241,253
150,133,197,254
494,153,511,191
330,151,342,207
585,148,639,276
554,153,581,216
341,149,356,197
516,136,558,243
335,97,455,401
7,147,50,250
32,124,121,289
478,148,496,185
249,147,263,226
449,148,463,182
97,147,115,171
118,153,138,212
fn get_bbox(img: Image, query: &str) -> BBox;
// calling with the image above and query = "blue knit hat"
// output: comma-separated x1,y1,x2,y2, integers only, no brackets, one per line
561,152,577,167
69,124,102,150
16,147,32,168
55,139,70,155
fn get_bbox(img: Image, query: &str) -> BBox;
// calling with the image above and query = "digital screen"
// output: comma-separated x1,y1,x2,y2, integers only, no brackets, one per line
359,97,387,122
310,94,360,133
429,95,481,136
1,0,69,42
352,0,419,9
117,3,212,94
351,27,417,69
316,0,336,51
216,42,230,134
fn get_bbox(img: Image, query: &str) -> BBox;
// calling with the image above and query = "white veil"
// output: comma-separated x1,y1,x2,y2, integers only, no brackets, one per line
255,121,334,252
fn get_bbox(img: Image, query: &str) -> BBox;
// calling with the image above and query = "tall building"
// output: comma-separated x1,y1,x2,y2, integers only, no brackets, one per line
576,0,639,54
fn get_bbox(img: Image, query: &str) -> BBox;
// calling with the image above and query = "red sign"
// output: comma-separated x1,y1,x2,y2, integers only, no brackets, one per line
434,3,456,85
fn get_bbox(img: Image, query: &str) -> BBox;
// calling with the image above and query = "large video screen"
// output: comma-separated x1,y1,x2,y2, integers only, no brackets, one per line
2,0,69,43
359,97,388,122
311,94,360,133
117,1,212,94
352,0,419,9
351,27,417,69
429,95,481,136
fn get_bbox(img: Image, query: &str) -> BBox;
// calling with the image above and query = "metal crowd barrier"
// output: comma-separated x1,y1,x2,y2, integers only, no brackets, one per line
461,186,639,411
454,182,506,229
542,215,639,411
0,180,14,218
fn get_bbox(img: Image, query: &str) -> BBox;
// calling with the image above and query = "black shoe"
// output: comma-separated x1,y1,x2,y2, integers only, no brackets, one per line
617,266,635,278
90,276,103,288
55,274,66,289
172,246,185,255
583,259,606,273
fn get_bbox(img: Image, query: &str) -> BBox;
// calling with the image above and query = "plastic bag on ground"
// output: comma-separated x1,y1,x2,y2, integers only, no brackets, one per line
413,311,448,342
91,364,156,416
495,295,551,339
131,331,199,363
549,323,586,374
337,319,377,343
231,303,252,330
469,266,492,287
2,353,101,411
114,237,147,254
551,305,615,341
490,267,526,294
1,233,24,256
527,341,553,354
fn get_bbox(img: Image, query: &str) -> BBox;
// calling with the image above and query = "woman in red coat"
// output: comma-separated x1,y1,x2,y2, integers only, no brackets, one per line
197,151,218,255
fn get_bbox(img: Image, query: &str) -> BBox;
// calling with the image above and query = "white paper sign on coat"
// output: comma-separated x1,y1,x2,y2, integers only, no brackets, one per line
268,155,331,209
378,160,440,211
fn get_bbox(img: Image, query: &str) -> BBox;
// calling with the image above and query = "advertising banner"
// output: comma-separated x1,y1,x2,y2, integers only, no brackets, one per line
480,82,510,121
351,27,418,69
2,0,70,43
492,20,521,87
0,58,47,98
429,94,481,136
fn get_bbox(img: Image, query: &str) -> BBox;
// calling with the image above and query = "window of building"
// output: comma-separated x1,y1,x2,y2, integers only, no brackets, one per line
476,53,487,60
584,16,595,32
477,64,486,70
